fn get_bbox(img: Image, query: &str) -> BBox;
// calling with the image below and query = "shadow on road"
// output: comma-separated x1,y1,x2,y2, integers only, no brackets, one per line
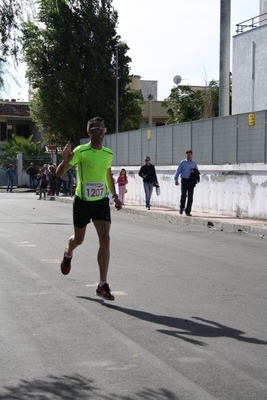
77,297,267,347
0,373,180,399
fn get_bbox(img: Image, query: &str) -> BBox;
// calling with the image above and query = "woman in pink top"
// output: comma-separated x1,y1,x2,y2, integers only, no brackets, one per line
117,168,128,205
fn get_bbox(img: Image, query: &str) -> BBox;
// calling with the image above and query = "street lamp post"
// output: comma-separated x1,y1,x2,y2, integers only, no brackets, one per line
115,41,126,134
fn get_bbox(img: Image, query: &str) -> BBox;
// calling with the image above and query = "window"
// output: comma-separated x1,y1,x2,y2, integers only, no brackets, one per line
16,124,30,138
0,122,7,141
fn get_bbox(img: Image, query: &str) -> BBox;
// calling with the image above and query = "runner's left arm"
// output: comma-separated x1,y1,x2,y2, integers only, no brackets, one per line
107,168,117,196
107,168,122,210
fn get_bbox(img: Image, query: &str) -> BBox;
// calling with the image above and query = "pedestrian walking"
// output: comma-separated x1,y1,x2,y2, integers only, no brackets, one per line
138,156,159,210
26,162,37,189
174,150,200,216
6,164,15,192
56,116,122,300
117,168,128,205
61,170,71,196
47,164,57,196
37,170,48,200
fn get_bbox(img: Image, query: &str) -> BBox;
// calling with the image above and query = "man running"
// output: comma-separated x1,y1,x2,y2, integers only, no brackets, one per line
56,117,122,300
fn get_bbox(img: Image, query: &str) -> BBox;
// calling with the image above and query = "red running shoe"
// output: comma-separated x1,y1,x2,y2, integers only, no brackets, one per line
96,283,115,300
61,248,72,275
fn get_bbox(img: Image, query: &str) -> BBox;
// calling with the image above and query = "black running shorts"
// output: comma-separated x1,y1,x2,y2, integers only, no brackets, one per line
73,196,111,228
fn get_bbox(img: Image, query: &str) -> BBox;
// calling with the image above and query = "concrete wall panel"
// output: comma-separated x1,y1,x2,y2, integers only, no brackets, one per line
237,111,265,163
213,115,237,164
155,125,173,165
116,131,129,166
192,119,213,164
172,123,192,165
128,130,142,166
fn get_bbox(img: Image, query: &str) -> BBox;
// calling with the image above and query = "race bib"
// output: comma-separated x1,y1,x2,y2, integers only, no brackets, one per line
84,182,105,199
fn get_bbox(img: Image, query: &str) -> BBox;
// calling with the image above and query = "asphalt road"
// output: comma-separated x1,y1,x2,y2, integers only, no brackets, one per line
0,193,267,400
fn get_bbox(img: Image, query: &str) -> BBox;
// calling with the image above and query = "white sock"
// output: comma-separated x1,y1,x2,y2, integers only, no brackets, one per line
99,281,106,286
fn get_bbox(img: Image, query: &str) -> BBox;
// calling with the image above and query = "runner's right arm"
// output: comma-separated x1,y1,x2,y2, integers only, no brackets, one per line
56,142,73,177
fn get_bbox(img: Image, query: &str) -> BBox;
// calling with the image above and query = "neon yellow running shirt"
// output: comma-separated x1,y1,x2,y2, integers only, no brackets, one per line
69,143,113,201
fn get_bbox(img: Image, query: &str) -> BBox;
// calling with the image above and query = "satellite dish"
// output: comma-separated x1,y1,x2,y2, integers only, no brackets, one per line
173,75,182,85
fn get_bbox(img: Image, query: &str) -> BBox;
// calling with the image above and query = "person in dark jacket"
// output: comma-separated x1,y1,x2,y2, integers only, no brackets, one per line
26,162,37,189
174,150,199,216
138,156,159,210
6,164,15,192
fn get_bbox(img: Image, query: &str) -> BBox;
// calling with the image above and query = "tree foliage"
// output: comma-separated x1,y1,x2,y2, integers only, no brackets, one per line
162,81,220,124
202,80,219,119
0,0,34,93
0,0,21,92
0,0,22,63
0,134,47,170
22,0,143,144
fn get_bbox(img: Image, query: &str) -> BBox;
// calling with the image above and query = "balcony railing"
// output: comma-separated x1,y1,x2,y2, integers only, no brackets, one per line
236,12,267,34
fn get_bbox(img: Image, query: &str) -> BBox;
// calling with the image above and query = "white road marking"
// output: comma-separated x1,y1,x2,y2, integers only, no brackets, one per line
112,291,127,296
17,244,36,247
85,284,127,296
85,283,99,287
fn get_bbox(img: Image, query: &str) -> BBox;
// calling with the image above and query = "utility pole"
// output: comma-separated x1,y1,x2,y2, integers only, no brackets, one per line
115,41,126,134
219,0,231,116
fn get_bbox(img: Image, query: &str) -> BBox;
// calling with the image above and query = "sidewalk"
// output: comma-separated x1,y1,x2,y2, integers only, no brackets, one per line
1,187,266,235
55,195,267,236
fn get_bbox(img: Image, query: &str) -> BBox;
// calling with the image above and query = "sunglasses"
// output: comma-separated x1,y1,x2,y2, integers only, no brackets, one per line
90,127,107,133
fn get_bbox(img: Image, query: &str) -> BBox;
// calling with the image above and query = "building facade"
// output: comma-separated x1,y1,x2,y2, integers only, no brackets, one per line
0,101,42,142
232,2,267,114
129,75,169,128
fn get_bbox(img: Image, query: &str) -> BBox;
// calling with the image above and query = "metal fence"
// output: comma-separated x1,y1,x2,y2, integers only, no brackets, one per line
22,155,54,170
95,110,267,166
235,12,267,34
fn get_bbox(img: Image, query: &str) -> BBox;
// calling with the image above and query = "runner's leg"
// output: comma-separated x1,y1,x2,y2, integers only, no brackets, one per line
66,226,87,256
93,220,111,282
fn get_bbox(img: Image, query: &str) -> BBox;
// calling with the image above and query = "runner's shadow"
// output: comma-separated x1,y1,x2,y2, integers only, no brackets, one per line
77,297,267,346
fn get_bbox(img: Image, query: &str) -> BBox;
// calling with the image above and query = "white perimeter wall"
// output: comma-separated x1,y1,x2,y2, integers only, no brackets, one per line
16,152,267,220
111,164,267,220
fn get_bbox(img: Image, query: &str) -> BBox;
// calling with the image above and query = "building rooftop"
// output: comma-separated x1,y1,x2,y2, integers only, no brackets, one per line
0,102,30,117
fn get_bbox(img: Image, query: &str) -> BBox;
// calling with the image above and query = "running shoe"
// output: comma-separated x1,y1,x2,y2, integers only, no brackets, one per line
96,283,115,300
61,248,72,275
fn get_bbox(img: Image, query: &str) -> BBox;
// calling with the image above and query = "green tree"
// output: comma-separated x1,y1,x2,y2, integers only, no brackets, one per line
0,0,20,92
0,134,47,170
162,81,220,124
0,0,22,63
202,80,219,119
22,0,143,144
162,85,203,124
0,0,34,93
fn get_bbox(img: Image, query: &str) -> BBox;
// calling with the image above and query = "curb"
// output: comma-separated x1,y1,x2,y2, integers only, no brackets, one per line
120,207,267,236
54,196,267,237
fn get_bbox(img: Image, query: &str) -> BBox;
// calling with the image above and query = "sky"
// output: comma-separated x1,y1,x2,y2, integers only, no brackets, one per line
3,0,260,101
